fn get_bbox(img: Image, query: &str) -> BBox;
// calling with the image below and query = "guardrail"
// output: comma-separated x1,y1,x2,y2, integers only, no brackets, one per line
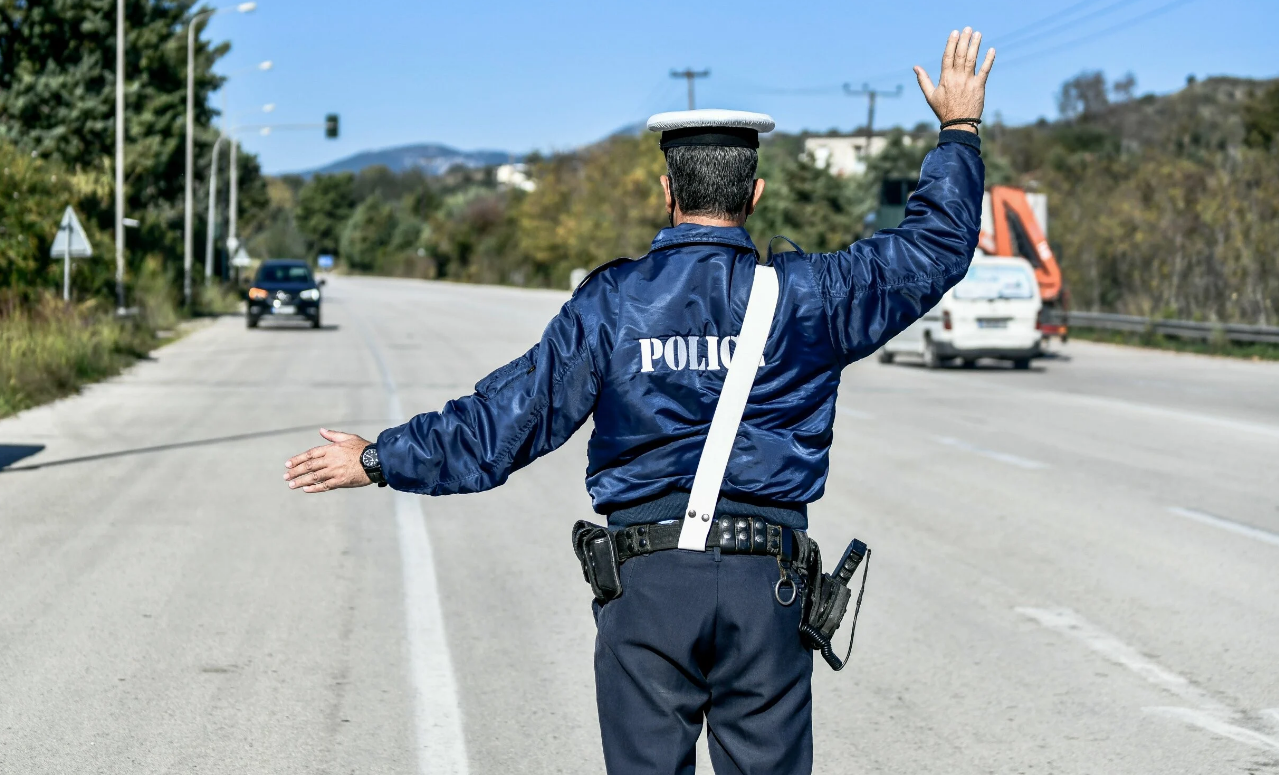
1048,310,1279,345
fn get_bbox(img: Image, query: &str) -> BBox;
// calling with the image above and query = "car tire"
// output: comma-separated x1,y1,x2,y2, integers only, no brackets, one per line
246,315,259,329
961,358,976,369
877,349,895,365
923,337,942,370
1012,358,1031,370
311,311,322,329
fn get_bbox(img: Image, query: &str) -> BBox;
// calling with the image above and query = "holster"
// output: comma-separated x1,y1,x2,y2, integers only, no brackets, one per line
797,537,870,671
572,520,623,603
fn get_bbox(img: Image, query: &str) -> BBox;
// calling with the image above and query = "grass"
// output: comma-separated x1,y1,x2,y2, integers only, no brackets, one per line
1068,326,1279,361
0,296,158,418
0,276,245,421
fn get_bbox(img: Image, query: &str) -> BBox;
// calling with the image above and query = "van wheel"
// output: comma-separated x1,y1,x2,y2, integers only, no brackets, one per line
1012,358,1031,370
877,349,894,365
246,315,259,329
923,338,942,369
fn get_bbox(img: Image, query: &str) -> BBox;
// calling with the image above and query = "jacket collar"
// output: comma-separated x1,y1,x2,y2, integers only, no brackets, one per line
649,222,757,254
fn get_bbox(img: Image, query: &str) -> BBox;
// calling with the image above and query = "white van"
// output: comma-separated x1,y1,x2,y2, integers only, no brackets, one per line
878,253,1043,369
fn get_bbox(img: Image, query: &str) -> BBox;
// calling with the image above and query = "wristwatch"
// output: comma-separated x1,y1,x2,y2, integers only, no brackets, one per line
360,443,388,487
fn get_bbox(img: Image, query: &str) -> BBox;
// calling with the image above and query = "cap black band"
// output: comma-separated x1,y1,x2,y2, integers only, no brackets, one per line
659,126,759,150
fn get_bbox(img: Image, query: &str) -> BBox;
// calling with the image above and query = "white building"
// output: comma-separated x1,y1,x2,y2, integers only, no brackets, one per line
803,134,916,177
495,163,536,192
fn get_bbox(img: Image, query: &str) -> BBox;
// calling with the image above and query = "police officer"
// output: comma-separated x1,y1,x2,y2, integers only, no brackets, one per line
285,28,994,775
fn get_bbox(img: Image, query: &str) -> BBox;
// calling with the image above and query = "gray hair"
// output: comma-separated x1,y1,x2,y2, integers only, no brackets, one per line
664,146,758,219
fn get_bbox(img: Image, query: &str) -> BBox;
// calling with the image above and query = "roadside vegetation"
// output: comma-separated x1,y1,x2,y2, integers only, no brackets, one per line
0,3,264,418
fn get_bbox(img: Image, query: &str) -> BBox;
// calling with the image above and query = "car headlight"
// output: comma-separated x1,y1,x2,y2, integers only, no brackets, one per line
248,287,268,301
300,288,320,301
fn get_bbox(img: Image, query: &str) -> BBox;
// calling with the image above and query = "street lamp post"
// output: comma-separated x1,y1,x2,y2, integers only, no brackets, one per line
114,0,126,312
205,90,271,282
184,1,256,308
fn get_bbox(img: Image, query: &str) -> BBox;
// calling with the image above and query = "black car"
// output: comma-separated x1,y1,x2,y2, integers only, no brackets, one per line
247,259,324,329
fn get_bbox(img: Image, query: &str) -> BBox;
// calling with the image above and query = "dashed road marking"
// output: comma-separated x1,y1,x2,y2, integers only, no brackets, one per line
1167,506,1279,549
934,436,1049,470
1018,607,1279,753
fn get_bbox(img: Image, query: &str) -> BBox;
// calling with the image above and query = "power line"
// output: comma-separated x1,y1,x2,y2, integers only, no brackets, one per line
997,0,1107,46
1000,0,1201,66
1001,0,1145,52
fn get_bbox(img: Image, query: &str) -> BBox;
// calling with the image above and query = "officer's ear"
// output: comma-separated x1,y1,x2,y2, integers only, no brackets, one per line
745,179,766,217
660,175,674,213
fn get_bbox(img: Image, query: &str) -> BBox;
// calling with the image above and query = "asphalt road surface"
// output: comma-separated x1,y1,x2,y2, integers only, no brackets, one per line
2,276,1277,774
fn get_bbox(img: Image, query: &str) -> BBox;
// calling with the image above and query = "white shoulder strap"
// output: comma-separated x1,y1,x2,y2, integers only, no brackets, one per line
678,262,780,550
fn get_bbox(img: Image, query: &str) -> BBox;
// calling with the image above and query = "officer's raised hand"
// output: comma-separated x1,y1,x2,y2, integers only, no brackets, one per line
913,27,995,133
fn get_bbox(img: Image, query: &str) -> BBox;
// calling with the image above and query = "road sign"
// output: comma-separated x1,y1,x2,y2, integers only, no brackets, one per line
51,206,92,301
51,206,93,259
317,254,334,270
226,236,241,254
231,246,253,268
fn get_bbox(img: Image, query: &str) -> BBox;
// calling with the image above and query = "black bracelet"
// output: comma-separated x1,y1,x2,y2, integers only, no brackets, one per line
940,118,982,130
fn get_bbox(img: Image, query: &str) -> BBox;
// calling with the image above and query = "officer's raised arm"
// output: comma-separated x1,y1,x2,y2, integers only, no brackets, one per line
283,294,601,494
814,28,994,363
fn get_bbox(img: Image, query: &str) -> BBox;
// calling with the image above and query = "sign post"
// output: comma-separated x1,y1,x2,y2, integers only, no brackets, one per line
50,206,93,301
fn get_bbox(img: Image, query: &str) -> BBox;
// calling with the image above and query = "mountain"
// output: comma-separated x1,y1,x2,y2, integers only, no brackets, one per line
302,143,521,177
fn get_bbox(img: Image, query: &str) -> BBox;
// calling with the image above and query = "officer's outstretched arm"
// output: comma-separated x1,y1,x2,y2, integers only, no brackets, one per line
814,27,992,364
375,298,600,495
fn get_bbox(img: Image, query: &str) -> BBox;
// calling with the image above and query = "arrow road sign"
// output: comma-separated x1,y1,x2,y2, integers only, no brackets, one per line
50,206,93,258
51,206,93,301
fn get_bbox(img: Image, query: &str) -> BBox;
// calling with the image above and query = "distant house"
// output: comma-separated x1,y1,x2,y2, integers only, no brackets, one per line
495,163,536,192
803,133,916,177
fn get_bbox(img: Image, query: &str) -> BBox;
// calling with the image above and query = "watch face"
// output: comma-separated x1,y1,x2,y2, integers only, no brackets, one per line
361,446,379,469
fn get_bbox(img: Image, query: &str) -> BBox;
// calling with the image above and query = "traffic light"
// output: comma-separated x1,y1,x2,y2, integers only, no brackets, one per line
325,113,339,139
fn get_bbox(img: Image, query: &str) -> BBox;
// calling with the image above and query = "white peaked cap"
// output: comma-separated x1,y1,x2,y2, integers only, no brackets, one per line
646,109,776,134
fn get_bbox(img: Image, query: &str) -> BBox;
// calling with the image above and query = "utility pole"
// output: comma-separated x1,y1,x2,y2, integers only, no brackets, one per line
114,0,126,312
842,82,902,162
670,68,710,111
228,138,239,262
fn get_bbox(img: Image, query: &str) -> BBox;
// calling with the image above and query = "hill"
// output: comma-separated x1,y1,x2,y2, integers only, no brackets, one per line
303,143,520,177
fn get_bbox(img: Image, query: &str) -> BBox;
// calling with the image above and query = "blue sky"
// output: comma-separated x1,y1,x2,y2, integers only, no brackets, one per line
206,0,1279,174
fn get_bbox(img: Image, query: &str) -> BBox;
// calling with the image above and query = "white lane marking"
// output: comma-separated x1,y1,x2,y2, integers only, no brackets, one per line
1144,708,1279,753
1018,607,1279,753
1017,607,1222,710
1167,506,1279,549
359,311,470,775
836,406,876,420
934,436,1049,470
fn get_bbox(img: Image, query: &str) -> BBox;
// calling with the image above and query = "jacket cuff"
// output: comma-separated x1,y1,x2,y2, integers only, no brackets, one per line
938,129,981,152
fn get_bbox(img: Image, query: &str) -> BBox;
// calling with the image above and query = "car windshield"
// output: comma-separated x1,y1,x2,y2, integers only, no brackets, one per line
953,264,1036,300
257,264,313,284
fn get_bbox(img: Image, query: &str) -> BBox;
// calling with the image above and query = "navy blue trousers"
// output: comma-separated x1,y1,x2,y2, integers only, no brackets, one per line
593,549,814,774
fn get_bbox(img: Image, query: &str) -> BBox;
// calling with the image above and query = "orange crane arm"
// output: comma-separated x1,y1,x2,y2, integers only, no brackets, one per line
985,186,1063,303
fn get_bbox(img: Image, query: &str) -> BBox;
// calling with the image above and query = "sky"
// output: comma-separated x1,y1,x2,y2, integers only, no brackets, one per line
204,0,1279,174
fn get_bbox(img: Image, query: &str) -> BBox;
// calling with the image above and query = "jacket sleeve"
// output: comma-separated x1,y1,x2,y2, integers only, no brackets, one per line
811,132,985,364
376,296,600,495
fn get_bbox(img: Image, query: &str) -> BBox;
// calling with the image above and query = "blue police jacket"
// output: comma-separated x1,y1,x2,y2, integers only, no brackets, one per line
378,132,984,529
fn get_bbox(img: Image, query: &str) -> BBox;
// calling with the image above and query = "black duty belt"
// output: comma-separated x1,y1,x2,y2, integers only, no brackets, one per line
612,517,802,563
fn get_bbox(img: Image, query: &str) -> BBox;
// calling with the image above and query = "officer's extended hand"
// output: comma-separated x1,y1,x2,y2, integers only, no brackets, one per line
914,27,994,132
284,428,372,493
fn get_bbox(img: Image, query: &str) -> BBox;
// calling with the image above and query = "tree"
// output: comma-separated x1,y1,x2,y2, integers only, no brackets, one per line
339,197,396,272
1243,82,1279,150
295,173,356,257
1057,71,1110,119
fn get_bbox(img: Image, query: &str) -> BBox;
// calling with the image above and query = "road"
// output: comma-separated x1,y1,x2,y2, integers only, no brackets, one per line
1,275,1277,774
